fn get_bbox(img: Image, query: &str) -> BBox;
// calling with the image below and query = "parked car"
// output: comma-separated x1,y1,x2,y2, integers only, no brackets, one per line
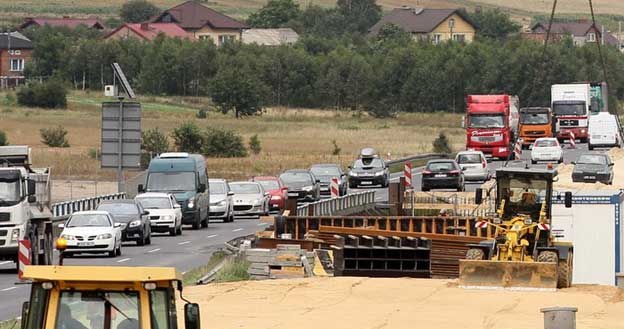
135,193,183,236
252,176,286,211
455,151,489,182
588,112,620,150
279,170,321,202
531,138,563,164
310,164,347,196
208,179,235,222
97,200,152,246
347,156,390,188
572,153,614,184
59,211,122,257
421,160,465,192
229,182,270,217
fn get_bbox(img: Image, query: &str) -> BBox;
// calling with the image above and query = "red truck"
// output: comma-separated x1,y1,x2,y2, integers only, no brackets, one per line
464,95,520,160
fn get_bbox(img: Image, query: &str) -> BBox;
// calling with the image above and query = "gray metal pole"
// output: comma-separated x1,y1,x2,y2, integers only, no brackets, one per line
117,99,123,193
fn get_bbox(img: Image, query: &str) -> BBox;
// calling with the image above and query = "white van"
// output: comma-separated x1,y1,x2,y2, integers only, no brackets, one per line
588,112,620,150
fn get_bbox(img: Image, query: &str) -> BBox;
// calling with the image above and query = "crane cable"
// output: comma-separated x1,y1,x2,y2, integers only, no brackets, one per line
588,0,613,113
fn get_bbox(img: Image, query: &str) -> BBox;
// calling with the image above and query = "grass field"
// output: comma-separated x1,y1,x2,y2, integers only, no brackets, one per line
0,91,465,181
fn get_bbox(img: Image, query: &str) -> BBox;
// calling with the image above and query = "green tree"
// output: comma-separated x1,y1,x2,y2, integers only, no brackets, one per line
317,47,373,110
248,134,261,155
202,127,248,157
120,0,160,23
337,0,382,33
0,130,7,146
40,126,70,148
141,128,169,155
433,132,452,154
247,0,300,28
376,23,412,45
261,46,319,107
470,8,521,40
172,122,203,153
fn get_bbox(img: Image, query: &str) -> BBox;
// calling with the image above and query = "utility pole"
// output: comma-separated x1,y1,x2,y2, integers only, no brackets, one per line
619,21,622,51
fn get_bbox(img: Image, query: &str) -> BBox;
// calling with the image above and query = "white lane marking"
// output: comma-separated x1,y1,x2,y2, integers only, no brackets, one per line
232,228,243,232
148,248,161,253
257,223,268,226
206,234,218,238
0,261,12,266
1,286,17,292
178,241,191,245
117,258,131,263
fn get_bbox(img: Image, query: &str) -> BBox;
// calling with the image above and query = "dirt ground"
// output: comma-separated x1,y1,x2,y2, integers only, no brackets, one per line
179,277,624,329
555,148,624,190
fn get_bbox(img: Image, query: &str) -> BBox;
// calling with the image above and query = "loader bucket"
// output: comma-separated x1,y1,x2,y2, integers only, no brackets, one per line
458,259,558,291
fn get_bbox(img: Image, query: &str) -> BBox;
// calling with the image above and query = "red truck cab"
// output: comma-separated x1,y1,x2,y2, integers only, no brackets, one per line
465,95,519,160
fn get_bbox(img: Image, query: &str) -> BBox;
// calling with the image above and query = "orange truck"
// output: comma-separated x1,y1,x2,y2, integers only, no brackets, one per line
518,107,556,148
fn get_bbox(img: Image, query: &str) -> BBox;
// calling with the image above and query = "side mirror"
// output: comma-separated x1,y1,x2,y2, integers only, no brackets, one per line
184,303,201,329
138,184,145,193
27,195,37,203
143,210,150,216
347,166,352,170
474,188,483,205
609,163,614,167
316,179,321,183
174,204,182,209
198,183,206,193
264,192,270,197
461,115,466,128
114,222,122,228
461,167,467,171
227,191,235,196
58,223,65,229
21,302,29,329
571,161,576,165
564,191,573,208
27,179,36,196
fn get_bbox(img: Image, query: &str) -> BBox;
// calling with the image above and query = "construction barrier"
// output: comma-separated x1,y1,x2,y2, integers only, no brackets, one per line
404,162,412,189
514,138,523,159
569,132,576,149
18,240,31,280
330,178,340,198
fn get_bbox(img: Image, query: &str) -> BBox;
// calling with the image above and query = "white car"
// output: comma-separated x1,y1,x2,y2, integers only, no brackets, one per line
531,138,563,164
135,193,183,236
59,211,122,257
229,181,270,217
455,151,489,181
209,179,235,223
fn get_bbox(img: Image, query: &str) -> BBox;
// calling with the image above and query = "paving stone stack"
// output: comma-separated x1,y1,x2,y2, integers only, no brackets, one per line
245,244,315,280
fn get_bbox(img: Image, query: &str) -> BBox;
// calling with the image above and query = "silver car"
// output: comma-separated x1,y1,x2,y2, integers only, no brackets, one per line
455,151,490,181
229,182,270,217
208,179,235,223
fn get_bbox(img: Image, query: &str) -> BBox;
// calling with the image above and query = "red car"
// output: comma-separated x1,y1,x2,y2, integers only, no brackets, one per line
252,176,286,211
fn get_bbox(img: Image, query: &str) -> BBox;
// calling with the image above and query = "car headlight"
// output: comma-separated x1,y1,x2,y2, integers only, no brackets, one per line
350,172,358,177
162,215,173,221
187,198,195,209
271,195,282,201
129,220,141,228
302,186,314,191
61,234,75,241
11,228,20,242
597,171,608,175
97,233,112,240
217,200,227,207
374,171,384,176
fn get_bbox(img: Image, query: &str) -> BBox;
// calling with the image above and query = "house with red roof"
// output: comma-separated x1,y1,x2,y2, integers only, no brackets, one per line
151,0,247,45
526,20,620,47
0,32,33,88
19,17,105,30
105,23,190,41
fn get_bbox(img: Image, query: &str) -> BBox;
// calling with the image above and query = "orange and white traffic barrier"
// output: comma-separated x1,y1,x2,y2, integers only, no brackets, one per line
569,132,576,149
18,240,31,280
330,177,340,198
514,138,523,159
404,162,412,189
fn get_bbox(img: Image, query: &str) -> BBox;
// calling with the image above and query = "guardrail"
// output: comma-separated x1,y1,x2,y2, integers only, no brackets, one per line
51,192,127,218
386,153,448,167
296,191,376,216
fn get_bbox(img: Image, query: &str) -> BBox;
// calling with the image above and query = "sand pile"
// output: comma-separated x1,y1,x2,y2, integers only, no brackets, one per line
555,148,624,190
179,277,624,329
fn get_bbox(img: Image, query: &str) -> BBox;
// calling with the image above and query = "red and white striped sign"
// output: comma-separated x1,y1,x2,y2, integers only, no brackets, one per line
569,132,576,149
404,162,412,188
538,223,551,231
330,177,340,198
18,240,31,280
514,138,523,159
474,221,488,228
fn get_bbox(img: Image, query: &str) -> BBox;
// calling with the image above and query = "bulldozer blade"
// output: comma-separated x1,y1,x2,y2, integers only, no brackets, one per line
459,259,558,291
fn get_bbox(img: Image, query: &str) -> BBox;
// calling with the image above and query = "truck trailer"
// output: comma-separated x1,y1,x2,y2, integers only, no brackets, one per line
465,94,519,160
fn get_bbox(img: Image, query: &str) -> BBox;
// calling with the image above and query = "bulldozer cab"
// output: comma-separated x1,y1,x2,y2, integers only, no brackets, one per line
20,266,200,329
495,167,557,222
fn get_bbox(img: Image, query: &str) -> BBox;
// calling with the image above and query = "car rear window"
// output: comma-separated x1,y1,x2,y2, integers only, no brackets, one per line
230,183,261,194
457,154,482,164
427,162,456,171
535,139,557,147
97,203,138,215
577,155,607,165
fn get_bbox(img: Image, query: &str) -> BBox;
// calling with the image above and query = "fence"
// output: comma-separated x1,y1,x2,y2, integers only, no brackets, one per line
296,191,376,217
385,153,448,167
51,192,127,218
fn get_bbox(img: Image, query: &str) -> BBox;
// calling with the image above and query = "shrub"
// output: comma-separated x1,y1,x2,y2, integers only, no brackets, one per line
331,139,341,155
433,132,452,154
196,108,207,119
87,148,99,159
3,93,15,106
202,127,247,158
248,134,261,155
172,122,203,153
40,126,69,147
215,258,250,283
0,130,7,146
142,128,169,155
17,81,67,109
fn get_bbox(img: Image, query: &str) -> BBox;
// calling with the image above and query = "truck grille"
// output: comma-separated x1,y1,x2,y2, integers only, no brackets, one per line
526,130,546,135
559,119,579,126
0,213,10,222
0,229,6,236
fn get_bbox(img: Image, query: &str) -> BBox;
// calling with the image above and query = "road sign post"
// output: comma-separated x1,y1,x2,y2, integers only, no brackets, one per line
101,102,141,191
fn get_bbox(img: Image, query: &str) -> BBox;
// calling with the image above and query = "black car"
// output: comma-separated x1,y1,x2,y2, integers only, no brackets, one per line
310,164,347,197
279,170,321,202
572,153,614,184
421,160,465,192
97,200,152,245
348,157,390,188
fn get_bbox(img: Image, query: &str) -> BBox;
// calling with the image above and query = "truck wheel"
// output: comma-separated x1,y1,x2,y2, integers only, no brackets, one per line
557,259,571,288
466,248,485,260
537,251,558,263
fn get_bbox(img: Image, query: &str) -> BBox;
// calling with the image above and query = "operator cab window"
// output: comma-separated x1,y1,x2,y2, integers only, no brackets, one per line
55,291,140,329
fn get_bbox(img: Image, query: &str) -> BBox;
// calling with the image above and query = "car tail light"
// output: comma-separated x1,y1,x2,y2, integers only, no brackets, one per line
423,170,432,175
449,170,460,175
482,160,487,168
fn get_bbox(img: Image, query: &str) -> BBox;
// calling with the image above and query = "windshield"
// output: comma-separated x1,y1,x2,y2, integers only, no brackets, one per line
55,291,140,329
427,162,457,171
229,183,261,194
468,114,505,128
0,181,20,203
499,176,548,220
136,197,171,209
577,154,607,165
553,102,586,116
280,172,313,184
353,158,384,169
209,183,226,194
67,214,111,227
97,203,138,216
256,180,279,191
535,139,558,147
147,172,196,192
456,154,482,164
310,166,341,177
521,113,549,125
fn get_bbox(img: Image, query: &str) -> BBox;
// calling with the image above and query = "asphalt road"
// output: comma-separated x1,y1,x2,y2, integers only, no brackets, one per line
0,217,266,321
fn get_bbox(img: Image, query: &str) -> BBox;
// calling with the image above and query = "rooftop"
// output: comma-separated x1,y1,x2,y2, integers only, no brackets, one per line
0,32,33,49
23,266,181,282
153,0,247,30
369,7,474,36
20,17,104,30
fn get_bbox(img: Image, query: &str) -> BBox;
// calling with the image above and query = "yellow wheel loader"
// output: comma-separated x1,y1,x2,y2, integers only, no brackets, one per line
459,167,574,291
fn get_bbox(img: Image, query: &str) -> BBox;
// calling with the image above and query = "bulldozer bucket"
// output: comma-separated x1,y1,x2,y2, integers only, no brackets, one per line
459,259,558,291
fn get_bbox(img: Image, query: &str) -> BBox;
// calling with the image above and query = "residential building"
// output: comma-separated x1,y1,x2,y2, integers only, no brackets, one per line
527,20,619,47
242,28,299,46
105,23,190,41
0,32,33,88
369,7,476,44
152,0,247,46
19,17,105,30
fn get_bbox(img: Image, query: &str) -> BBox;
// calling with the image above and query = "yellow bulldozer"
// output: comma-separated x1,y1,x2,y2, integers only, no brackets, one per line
459,166,574,291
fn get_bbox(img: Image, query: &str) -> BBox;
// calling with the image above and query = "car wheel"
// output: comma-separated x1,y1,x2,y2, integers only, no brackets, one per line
116,243,122,256
588,144,594,150
145,227,152,245
137,232,145,246
170,227,177,236
422,187,429,192
201,209,209,228
192,212,201,230
531,160,537,164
